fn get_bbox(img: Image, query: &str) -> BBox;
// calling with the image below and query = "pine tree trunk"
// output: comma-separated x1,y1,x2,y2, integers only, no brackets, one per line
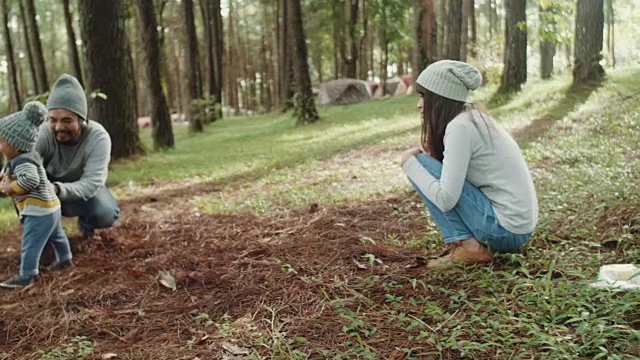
358,0,368,80
182,0,203,132
62,0,83,85
539,3,555,79
460,0,469,61
469,0,476,57
380,6,388,95
212,0,224,109
79,0,142,159
2,0,20,111
23,0,48,93
156,0,175,113
573,0,604,86
133,0,174,150
415,0,437,81
287,0,318,124
279,0,293,110
606,0,615,67
499,0,527,93
344,0,359,78
447,0,462,60
438,0,447,58
18,0,37,94
200,0,215,99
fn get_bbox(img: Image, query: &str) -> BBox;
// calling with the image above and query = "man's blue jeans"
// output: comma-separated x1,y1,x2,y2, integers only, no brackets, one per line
20,210,72,277
60,186,120,232
408,154,532,253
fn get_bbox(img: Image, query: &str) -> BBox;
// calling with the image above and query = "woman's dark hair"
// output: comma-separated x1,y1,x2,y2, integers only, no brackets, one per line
415,83,466,161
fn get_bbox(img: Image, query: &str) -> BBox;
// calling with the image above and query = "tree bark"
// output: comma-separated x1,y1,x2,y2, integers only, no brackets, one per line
79,0,142,159
358,0,368,80
460,0,469,61
499,0,527,93
606,0,615,67
414,0,437,81
438,0,447,58
62,0,83,85
2,0,20,111
287,0,318,124
469,0,476,57
182,0,203,131
573,0,605,86
133,0,174,150
212,0,223,107
539,3,555,79
22,0,48,93
447,0,462,60
343,0,359,78
279,0,293,110
18,0,37,94
155,0,175,112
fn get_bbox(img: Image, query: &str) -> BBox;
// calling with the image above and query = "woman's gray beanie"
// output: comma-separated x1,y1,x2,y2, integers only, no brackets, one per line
416,60,482,102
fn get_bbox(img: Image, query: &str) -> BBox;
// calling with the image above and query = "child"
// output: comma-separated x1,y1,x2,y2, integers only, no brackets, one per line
401,60,538,268
0,101,73,288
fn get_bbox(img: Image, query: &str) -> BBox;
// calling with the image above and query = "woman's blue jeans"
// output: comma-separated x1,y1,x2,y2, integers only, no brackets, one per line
408,154,531,253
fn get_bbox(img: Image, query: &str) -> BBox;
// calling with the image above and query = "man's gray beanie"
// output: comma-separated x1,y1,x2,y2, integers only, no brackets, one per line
46,73,87,120
416,60,482,102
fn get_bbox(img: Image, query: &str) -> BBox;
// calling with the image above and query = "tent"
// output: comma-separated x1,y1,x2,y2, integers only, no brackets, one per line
317,79,371,105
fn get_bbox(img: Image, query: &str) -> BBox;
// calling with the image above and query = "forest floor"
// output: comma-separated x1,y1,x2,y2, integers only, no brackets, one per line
1,69,639,359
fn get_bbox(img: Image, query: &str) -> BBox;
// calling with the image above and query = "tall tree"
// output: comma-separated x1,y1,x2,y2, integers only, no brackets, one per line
499,0,527,93
1,0,20,111
414,0,437,80
539,1,556,79
279,0,293,110
182,0,203,132
447,0,462,60
200,0,216,99
469,0,476,57
79,0,142,159
344,0,359,78
133,0,174,150
62,0,83,85
573,0,604,86
460,0,469,61
17,0,37,94
287,0,318,124
605,0,615,67
212,0,223,108
438,0,447,58
23,0,48,93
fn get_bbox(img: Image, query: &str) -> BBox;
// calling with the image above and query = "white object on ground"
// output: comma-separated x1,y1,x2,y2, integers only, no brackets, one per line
590,264,640,291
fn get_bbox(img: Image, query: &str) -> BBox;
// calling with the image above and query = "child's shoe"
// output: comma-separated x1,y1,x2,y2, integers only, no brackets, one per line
0,274,35,288
45,259,74,272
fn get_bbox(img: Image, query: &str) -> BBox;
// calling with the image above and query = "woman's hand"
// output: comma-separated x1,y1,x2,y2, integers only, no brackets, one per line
400,148,422,167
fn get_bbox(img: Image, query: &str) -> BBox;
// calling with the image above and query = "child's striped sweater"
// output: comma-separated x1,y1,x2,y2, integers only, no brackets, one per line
3,151,60,217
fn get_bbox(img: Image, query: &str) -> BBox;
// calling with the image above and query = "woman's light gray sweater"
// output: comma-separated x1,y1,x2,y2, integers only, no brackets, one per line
402,110,538,234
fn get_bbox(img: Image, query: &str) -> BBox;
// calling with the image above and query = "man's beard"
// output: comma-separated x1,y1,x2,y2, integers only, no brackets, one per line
55,131,79,146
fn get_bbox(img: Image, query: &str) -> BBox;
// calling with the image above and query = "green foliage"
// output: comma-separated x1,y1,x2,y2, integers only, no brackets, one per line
190,97,220,125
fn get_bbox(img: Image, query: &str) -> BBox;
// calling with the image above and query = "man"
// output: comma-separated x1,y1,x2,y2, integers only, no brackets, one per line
35,74,119,238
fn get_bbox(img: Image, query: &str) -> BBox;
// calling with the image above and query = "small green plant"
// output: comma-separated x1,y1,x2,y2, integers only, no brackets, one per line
38,336,93,360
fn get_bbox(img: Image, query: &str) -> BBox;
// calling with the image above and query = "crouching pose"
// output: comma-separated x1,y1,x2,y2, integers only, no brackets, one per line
401,60,538,268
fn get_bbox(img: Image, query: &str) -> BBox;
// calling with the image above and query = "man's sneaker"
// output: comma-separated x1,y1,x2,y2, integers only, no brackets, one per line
45,259,74,272
81,229,95,240
0,275,35,289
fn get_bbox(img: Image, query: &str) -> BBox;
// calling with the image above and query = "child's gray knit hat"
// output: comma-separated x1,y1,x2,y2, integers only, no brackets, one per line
416,60,482,102
0,101,47,152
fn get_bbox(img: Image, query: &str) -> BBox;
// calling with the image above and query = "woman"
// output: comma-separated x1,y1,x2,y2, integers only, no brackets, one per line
401,60,538,268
